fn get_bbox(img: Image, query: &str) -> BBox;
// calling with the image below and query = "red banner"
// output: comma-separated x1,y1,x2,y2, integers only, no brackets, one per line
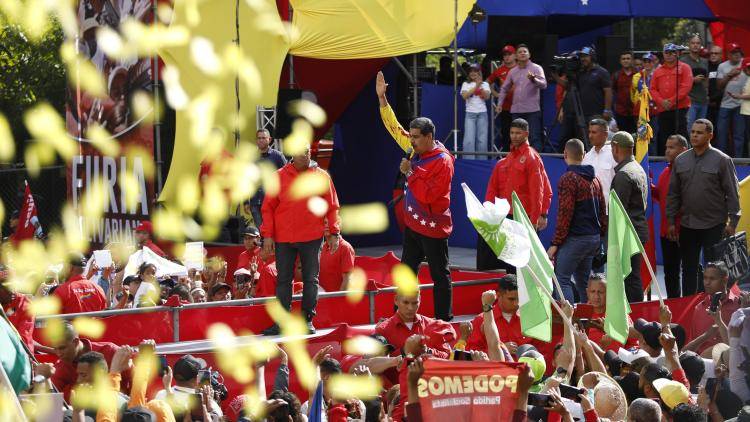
417,360,524,422
65,0,157,246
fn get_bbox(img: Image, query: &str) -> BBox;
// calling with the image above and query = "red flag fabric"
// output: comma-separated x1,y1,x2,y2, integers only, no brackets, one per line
13,181,40,241
416,359,525,422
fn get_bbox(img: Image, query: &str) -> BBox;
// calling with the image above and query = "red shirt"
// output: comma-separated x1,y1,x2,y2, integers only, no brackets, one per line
466,308,528,352
651,61,694,110
487,65,515,111
653,165,680,237
3,294,35,353
691,286,741,352
261,163,340,243
143,240,167,258
254,263,303,298
51,338,120,401
486,142,552,225
235,247,264,273
319,239,355,292
375,313,455,360
403,144,455,239
612,68,637,116
53,275,107,314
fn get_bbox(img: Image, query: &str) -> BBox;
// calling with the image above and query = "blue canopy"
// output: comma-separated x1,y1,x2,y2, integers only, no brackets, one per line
458,0,716,49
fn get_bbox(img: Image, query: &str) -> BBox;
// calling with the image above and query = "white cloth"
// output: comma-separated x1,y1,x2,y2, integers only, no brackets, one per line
461,81,491,113
582,143,617,213
124,246,187,279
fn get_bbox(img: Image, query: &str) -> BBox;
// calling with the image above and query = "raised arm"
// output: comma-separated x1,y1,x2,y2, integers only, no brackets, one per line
376,71,412,153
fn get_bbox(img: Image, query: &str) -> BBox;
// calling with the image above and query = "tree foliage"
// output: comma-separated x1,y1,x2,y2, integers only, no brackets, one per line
0,17,65,162
612,18,708,52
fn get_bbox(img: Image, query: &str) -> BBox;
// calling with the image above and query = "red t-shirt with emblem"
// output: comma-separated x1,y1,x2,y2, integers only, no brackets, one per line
53,275,107,314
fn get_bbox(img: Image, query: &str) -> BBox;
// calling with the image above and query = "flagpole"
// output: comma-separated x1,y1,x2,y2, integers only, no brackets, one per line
524,263,577,378
641,250,665,306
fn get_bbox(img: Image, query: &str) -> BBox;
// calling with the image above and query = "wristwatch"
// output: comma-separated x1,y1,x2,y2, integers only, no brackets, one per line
482,303,494,313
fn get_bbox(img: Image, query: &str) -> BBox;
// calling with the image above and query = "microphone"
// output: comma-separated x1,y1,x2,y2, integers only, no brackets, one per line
405,147,414,159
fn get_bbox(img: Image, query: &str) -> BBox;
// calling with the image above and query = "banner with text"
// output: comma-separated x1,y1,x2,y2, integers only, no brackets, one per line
65,0,156,246
417,359,524,422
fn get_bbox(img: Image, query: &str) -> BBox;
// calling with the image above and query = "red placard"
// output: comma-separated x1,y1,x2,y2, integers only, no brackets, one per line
417,359,525,422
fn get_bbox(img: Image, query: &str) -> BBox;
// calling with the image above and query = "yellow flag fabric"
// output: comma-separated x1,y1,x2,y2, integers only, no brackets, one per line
159,0,471,205
159,0,290,205
738,176,750,245
632,73,653,163
289,0,474,59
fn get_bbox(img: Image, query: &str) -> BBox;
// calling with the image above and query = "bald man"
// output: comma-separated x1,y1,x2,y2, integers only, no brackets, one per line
547,139,607,304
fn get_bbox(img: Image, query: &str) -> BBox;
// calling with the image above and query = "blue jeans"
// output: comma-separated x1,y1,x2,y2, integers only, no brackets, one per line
462,111,489,159
512,111,543,151
687,103,708,131
717,107,746,157
554,234,601,304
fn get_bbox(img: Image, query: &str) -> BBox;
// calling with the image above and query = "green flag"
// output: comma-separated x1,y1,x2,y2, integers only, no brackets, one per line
0,314,31,394
511,192,554,342
605,191,645,344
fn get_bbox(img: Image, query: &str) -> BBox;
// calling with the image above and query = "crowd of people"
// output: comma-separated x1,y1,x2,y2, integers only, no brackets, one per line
453,35,750,159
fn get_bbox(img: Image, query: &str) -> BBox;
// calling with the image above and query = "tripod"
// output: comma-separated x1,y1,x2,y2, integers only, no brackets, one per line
550,77,590,151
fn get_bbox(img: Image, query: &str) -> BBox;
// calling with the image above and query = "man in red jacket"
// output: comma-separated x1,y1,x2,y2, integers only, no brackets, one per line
377,72,456,321
482,118,552,271
651,43,694,155
260,145,341,335
653,135,688,298
466,274,527,354
52,254,107,314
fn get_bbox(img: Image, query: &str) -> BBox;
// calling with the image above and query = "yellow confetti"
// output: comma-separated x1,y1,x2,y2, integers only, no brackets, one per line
345,267,367,303
307,196,329,217
177,176,200,214
152,208,186,241
391,264,419,296
0,113,14,162
259,161,280,198
200,180,228,224
24,146,41,178
95,26,133,60
41,318,65,345
72,317,106,339
287,100,326,127
120,18,190,56
328,374,383,400
119,170,142,213
24,103,77,159
343,335,385,356
223,45,262,100
20,0,49,41
29,296,61,317
131,90,162,124
85,124,121,156
81,181,110,222
191,37,222,75
125,145,155,178
161,65,190,109
157,3,174,23
0,0,21,22
289,172,329,200
60,42,107,98
282,119,313,156
188,87,221,146
340,203,389,234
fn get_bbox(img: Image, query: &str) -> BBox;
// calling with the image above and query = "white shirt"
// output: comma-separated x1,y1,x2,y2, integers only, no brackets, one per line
461,81,491,113
582,143,617,213
132,281,157,307
154,386,223,418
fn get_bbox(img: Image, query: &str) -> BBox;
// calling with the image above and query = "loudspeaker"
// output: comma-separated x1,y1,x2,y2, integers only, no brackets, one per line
485,16,558,68
595,35,628,73
274,89,303,139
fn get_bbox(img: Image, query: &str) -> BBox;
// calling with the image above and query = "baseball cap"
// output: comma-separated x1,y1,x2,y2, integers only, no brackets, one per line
712,342,730,367
468,63,482,72
173,354,207,381
502,45,516,55
642,52,656,62
515,343,538,359
243,226,260,237
121,407,156,422
663,43,682,52
729,42,743,53
604,350,625,376
615,372,643,403
209,282,231,298
653,378,690,409
634,318,662,350
370,334,396,354
611,131,635,149
617,347,651,364
134,221,153,234
233,268,253,278
679,351,705,384
579,46,595,56
68,252,87,268
519,353,546,382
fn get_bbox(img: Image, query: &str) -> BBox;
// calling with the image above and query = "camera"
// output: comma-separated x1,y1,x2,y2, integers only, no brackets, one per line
551,52,582,79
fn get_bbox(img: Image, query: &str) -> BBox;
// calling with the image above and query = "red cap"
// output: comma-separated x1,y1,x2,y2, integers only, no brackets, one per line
729,42,743,53
741,57,750,69
502,45,516,55
134,220,153,234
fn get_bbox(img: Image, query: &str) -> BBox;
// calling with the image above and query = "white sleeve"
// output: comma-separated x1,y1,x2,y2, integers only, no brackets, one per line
460,82,472,94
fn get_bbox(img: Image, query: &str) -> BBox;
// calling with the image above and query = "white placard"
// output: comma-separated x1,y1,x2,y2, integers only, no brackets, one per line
184,241,204,270
93,250,113,268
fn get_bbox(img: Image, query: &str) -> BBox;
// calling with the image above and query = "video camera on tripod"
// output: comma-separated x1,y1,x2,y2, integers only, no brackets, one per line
549,48,591,147
550,52,583,81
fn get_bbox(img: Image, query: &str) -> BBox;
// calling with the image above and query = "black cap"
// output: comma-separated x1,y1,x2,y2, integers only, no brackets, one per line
173,354,207,382
515,343,538,359
68,252,87,268
121,407,155,422
604,350,624,376
208,282,231,298
634,318,662,350
243,226,260,237
369,334,395,354
615,371,643,403
679,351,705,385
642,362,670,384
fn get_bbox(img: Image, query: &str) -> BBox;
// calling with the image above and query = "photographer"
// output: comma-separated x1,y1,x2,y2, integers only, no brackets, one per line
154,354,223,420
552,47,613,151
688,261,742,353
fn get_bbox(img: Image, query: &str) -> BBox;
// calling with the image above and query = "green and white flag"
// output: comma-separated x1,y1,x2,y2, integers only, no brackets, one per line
462,183,531,267
511,192,554,342
605,191,644,344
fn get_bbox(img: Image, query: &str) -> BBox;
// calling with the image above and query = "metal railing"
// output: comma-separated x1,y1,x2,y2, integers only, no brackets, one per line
35,277,502,343
449,150,750,164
